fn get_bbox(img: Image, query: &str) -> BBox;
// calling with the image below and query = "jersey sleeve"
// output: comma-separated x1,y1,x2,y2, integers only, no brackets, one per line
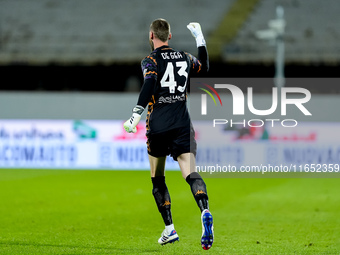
185,46,209,74
185,52,202,74
141,55,158,80
136,78,156,109
137,55,157,109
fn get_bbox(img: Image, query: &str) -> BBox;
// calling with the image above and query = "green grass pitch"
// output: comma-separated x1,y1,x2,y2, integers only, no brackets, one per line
0,169,339,254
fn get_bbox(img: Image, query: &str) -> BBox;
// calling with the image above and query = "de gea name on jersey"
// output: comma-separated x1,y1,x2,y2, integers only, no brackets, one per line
161,52,183,60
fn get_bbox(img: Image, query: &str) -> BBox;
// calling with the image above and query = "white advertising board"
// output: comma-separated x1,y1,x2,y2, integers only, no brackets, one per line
0,120,339,170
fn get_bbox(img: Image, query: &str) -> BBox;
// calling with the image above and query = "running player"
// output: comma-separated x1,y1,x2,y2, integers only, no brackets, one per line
123,18,213,250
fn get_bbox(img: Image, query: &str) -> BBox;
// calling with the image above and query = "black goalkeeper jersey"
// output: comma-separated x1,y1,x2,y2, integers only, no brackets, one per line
139,45,207,135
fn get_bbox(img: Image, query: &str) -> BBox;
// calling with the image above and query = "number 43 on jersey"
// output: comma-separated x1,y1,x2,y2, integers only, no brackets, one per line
160,61,188,93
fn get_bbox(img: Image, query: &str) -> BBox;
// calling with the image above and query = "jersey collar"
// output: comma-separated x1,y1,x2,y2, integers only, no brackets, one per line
153,45,171,52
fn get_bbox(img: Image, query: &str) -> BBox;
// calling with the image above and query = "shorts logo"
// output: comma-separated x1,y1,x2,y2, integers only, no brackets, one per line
199,83,223,115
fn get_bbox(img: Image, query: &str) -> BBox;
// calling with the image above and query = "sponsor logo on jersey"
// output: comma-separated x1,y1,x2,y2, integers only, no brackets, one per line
158,94,185,103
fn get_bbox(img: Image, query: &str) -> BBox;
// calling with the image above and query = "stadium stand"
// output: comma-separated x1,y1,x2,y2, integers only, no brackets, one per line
0,0,234,64
1,0,339,64
0,0,339,92
226,0,340,63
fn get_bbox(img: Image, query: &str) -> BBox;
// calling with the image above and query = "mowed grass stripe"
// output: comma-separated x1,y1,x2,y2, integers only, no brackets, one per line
0,169,339,254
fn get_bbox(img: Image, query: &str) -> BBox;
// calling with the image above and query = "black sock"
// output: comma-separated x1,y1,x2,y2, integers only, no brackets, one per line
152,176,172,226
186,172,209,212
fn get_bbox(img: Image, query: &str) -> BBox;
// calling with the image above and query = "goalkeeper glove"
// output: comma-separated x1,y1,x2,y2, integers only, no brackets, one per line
123,105,144,133
187,22,206,47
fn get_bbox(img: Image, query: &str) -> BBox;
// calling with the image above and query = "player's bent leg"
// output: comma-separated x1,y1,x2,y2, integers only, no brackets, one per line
178,153,209,212
177,153,214,250
185,172,214,249
185,171,209,212
177,152,196,179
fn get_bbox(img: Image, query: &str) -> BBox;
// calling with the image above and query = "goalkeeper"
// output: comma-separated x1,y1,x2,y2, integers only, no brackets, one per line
124,18,213,250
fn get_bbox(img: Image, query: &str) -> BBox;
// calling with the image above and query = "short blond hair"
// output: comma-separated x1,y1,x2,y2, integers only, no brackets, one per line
150,18,171,42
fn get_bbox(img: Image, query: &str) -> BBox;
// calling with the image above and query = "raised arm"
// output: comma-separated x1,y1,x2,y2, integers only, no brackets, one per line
187,22,209,73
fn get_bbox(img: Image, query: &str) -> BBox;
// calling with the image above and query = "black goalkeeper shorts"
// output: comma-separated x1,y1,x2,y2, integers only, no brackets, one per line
146,125,197,161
